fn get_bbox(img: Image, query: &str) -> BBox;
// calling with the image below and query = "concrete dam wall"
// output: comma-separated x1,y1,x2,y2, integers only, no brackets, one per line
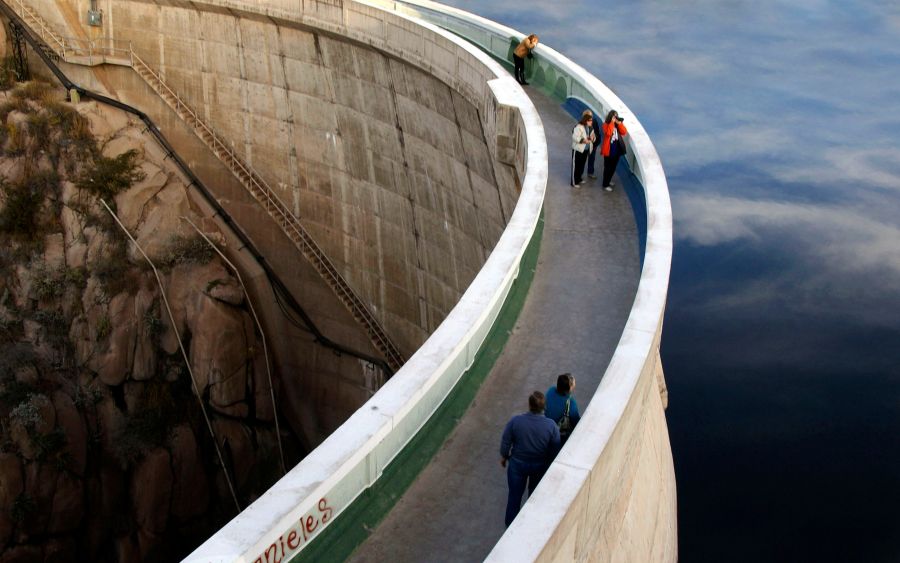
4,0,675,561
101,0,520,350
22,0,523,445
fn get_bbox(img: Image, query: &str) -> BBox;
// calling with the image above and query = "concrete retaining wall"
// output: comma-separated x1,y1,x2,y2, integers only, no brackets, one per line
390,2,676,561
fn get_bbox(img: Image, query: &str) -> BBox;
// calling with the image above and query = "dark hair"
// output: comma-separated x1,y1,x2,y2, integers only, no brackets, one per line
579,113,593,126
528,391,546,413
605,110,618,124
556,373,574,395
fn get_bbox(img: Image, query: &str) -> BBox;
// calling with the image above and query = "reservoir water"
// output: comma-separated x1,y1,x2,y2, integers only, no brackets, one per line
443,1,900,560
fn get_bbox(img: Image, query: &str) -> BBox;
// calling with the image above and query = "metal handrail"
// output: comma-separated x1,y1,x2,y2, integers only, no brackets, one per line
0,0,396,379
4,0,403,369
10,0,63,52
8,0,131,64
128,53,404,368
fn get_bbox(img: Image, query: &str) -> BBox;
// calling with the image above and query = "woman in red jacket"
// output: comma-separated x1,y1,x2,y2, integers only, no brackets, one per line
601,110,628,191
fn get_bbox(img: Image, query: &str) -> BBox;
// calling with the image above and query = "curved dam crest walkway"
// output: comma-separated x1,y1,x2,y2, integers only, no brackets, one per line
347,89,642,562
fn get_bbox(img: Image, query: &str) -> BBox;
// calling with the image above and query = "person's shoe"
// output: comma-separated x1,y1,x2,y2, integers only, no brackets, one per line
588,174,597,179
604,186,613,192
609,181,616,187
522,81,529,85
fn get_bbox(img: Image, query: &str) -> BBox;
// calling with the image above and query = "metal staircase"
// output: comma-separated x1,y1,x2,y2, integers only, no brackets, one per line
9,1,404,371
8,0,131,66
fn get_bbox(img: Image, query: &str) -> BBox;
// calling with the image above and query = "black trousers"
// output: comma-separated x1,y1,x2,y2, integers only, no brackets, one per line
571,149,588,185
513,55,526,83
602,154,621,187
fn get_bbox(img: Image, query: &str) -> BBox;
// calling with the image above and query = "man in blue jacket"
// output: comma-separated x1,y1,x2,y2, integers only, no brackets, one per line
500,391,561,526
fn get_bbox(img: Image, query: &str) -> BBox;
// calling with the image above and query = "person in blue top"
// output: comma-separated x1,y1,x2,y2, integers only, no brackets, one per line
500,391,560,526
545,373,581,444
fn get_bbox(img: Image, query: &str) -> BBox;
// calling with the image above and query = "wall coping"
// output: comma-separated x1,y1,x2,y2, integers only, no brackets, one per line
387,1,673,559
183,0,548,561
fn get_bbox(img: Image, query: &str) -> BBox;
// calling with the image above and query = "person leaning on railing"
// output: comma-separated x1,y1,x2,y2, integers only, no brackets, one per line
512,34,539,85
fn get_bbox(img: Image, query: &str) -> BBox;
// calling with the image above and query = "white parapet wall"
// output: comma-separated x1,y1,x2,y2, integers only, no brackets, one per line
183,0,548,561
389,1,677,561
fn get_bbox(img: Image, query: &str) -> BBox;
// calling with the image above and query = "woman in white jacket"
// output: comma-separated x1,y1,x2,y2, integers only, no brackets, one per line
571,112,595,187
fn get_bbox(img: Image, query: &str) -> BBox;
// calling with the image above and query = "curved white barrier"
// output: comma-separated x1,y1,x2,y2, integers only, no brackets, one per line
389,2,676,560
184,0,548,561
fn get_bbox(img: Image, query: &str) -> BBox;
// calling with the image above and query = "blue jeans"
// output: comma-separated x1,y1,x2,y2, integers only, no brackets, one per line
505,458,548,526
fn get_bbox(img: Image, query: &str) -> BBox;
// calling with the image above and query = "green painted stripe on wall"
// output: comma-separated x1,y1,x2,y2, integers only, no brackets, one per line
292,208,545,563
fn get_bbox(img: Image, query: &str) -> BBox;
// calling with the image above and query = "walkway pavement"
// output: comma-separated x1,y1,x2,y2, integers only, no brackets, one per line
348,89,641,562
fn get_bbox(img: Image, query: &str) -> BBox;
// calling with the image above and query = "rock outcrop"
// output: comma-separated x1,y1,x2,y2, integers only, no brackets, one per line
0,82,298,562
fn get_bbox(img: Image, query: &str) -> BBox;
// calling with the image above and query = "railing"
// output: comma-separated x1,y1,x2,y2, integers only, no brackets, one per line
388,0,652,181
10,0,405,370
8,0,63,52
0,0,398,384
8,0,131,65
128,53,404,371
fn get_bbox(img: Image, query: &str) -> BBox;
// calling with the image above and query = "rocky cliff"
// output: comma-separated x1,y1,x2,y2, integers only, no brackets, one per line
0,81,299,562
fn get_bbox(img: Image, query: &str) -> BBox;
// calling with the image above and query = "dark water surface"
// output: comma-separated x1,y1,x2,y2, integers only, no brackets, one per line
444,1,900,560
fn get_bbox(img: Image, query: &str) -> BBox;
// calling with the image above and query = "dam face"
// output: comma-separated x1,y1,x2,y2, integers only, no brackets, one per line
104,3,519,350
108,0,519,351
4,0,674,561
22,0,521,446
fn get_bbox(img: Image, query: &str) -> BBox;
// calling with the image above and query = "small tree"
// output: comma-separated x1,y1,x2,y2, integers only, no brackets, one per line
0,171,57,237
76,149,145,202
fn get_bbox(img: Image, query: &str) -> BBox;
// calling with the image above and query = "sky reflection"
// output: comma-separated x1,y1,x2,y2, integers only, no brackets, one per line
445,0,900,559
